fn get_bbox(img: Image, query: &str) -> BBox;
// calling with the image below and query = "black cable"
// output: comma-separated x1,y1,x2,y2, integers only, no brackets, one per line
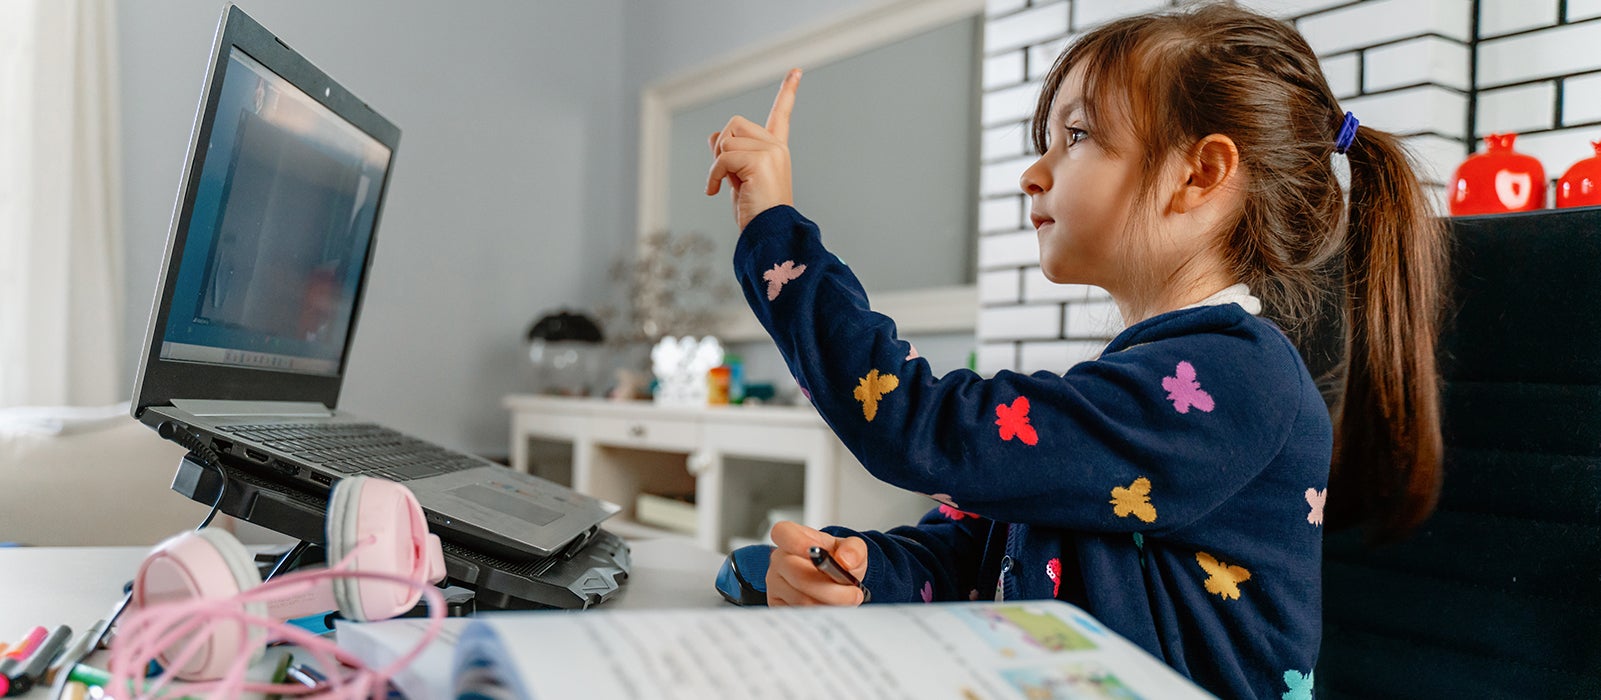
66,423,237,674
157,421,230,530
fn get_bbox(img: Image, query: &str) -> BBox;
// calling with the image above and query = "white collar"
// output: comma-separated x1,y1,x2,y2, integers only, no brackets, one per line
1178,283,1261,316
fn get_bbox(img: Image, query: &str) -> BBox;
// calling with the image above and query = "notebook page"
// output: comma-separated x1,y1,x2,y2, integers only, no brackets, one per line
453,601,1215,699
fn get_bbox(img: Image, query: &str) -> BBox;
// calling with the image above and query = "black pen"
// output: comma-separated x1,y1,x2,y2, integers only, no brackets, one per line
808,546,871,603
4,624,71,697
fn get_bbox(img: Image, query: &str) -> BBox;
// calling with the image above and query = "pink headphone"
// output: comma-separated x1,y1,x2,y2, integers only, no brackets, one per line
111,477,448,698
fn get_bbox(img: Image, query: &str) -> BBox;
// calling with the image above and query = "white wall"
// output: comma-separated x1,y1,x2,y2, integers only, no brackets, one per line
119,0,626,454
618,0,982,388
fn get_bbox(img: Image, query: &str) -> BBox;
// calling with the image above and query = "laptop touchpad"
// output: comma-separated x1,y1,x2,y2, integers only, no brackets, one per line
449,484,563,525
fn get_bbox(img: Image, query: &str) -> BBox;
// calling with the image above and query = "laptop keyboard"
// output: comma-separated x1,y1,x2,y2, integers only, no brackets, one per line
217,422,484,482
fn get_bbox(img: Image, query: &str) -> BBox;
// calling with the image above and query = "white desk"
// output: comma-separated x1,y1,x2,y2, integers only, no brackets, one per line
504,395,931,552
0,538,728,698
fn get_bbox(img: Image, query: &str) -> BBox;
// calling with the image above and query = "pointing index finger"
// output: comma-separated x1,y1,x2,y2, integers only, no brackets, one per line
766,68,802,143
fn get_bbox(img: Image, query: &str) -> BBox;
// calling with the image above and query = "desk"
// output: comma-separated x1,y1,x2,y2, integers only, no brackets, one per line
504,395,931,552
0,538,728,698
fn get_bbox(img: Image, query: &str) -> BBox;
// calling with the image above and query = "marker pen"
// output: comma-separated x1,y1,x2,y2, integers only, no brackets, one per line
808,546,872,603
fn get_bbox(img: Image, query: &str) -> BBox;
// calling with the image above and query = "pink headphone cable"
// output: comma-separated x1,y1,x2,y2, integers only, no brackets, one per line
108,537,446,700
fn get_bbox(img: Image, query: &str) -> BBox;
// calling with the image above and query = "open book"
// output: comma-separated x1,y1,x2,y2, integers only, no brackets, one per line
442,600,1214,699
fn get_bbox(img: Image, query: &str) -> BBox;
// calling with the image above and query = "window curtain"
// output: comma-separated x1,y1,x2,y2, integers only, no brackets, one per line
0,0,123,408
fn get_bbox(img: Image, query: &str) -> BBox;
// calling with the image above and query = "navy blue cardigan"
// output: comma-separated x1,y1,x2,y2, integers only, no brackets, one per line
734,206,1331,700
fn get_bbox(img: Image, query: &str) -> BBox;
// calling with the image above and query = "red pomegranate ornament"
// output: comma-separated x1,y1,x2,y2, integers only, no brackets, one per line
1557,140,1601,209
1450,133,1546,215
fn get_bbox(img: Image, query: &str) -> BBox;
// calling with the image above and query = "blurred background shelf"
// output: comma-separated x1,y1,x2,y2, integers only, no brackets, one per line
504,395,930,552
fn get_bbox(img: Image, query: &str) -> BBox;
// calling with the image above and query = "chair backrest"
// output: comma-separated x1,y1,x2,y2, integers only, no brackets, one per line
1318,207,1601,698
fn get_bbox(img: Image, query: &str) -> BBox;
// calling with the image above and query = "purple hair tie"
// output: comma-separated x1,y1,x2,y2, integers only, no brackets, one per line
1334,111,1359,154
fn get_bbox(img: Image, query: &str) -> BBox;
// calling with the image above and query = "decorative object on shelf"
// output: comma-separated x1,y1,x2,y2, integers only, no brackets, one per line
1450,133,1546,216
595,231,734,400
651,336,724,407
596,231,732,344
1557,139,1601,209
708,365,733,405
525,309,605,396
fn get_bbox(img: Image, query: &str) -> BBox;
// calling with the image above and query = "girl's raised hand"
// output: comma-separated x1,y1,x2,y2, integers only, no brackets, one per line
706,68,801,230
766,520,869,607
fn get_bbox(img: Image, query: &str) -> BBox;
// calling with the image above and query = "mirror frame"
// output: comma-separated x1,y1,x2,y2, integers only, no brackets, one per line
637,0,984,342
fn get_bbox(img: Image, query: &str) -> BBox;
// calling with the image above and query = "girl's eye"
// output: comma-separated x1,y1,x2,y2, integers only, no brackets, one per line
1064,127,1089,146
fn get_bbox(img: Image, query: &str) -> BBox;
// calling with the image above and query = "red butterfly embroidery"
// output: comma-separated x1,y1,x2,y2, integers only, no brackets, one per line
995,397,1039,445
1046,558,1062,597
938,504,977,521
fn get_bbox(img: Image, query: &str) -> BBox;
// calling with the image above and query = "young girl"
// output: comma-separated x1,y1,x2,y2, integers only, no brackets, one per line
705,4,1446,697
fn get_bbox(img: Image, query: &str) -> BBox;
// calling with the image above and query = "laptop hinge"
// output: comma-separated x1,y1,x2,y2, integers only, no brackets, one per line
171,399,333,418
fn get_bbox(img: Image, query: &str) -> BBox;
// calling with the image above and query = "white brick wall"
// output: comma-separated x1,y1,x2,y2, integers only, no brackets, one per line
1470,6,1601,201
971,0,1570,376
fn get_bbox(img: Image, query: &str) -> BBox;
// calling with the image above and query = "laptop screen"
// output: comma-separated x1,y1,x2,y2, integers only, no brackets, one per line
158,47,392,377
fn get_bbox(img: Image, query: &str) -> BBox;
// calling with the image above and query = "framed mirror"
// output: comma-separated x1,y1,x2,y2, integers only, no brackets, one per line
638,0,985,342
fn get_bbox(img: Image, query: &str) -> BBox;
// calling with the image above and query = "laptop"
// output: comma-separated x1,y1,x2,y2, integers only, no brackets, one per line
131,5,618,560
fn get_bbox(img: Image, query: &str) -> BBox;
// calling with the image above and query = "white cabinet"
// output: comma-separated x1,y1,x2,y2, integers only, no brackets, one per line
504,395,932,552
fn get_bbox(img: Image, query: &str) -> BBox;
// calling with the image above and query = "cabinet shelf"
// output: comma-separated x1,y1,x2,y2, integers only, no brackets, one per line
505,395,931,552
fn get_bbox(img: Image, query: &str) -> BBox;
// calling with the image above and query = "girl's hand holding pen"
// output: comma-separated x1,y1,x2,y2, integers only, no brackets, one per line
706,68,801,230
767,521,869,607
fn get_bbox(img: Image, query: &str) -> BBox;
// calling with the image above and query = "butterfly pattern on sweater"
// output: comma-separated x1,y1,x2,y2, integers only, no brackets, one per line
1281,670,1314,700
1196,552,1252,600
1305,488,1326,526
762,260,807,300
938,504,977,521
853,369,899,422
1110,477,1158,523
1162,360,1215,414
995,397,1039,445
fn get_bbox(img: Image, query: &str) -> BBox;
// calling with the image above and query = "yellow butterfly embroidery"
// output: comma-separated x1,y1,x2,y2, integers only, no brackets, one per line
1109,477,1157,523
852,369,900,422
1196,552,1252,600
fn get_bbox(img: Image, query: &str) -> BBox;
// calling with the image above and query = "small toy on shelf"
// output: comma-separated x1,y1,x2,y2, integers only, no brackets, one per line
1557,140,1601,209
1450,133,1546,216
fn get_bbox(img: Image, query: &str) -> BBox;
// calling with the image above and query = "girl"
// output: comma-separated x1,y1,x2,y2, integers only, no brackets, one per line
705,4,1446,698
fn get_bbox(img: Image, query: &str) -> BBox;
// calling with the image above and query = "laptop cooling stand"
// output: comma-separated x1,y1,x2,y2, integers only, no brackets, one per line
168,455,630,610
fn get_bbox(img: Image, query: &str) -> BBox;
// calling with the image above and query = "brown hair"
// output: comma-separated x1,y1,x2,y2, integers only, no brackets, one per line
1031,2,1447,540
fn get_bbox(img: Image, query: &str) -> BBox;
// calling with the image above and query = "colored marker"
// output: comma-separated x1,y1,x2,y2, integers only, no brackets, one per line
4,624,71,696
0,627,47,679
64,663,111,689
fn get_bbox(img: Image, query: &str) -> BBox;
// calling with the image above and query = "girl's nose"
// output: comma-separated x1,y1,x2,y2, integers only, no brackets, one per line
1020,157,1050,195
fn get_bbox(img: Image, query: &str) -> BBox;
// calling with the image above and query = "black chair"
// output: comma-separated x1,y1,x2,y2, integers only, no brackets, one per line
1318,206,1601,698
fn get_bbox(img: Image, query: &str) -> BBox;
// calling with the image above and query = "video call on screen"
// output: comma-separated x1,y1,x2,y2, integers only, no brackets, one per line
160,48,391,376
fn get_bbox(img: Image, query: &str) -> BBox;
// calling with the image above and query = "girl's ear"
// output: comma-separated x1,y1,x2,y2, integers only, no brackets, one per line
1171,134,1242,214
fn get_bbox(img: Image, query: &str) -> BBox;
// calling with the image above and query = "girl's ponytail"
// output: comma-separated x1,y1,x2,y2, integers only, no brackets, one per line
1331,125,1449,540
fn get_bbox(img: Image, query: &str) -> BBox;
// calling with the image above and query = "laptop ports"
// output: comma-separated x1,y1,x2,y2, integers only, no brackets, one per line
311,472,333,487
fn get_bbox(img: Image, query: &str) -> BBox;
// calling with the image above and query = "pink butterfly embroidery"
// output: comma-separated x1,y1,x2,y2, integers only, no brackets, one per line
995,397,1039,445
1046,558,1062,597
762,260,807,300
938,504,977,521
1161,361,1215,414
1305,487,1326,526
920,581,933,603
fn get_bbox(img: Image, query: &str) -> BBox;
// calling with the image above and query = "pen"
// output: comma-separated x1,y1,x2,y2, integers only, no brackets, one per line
284,662,326,689
808,546,872,603
5,624,72,697
42,623,101,686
